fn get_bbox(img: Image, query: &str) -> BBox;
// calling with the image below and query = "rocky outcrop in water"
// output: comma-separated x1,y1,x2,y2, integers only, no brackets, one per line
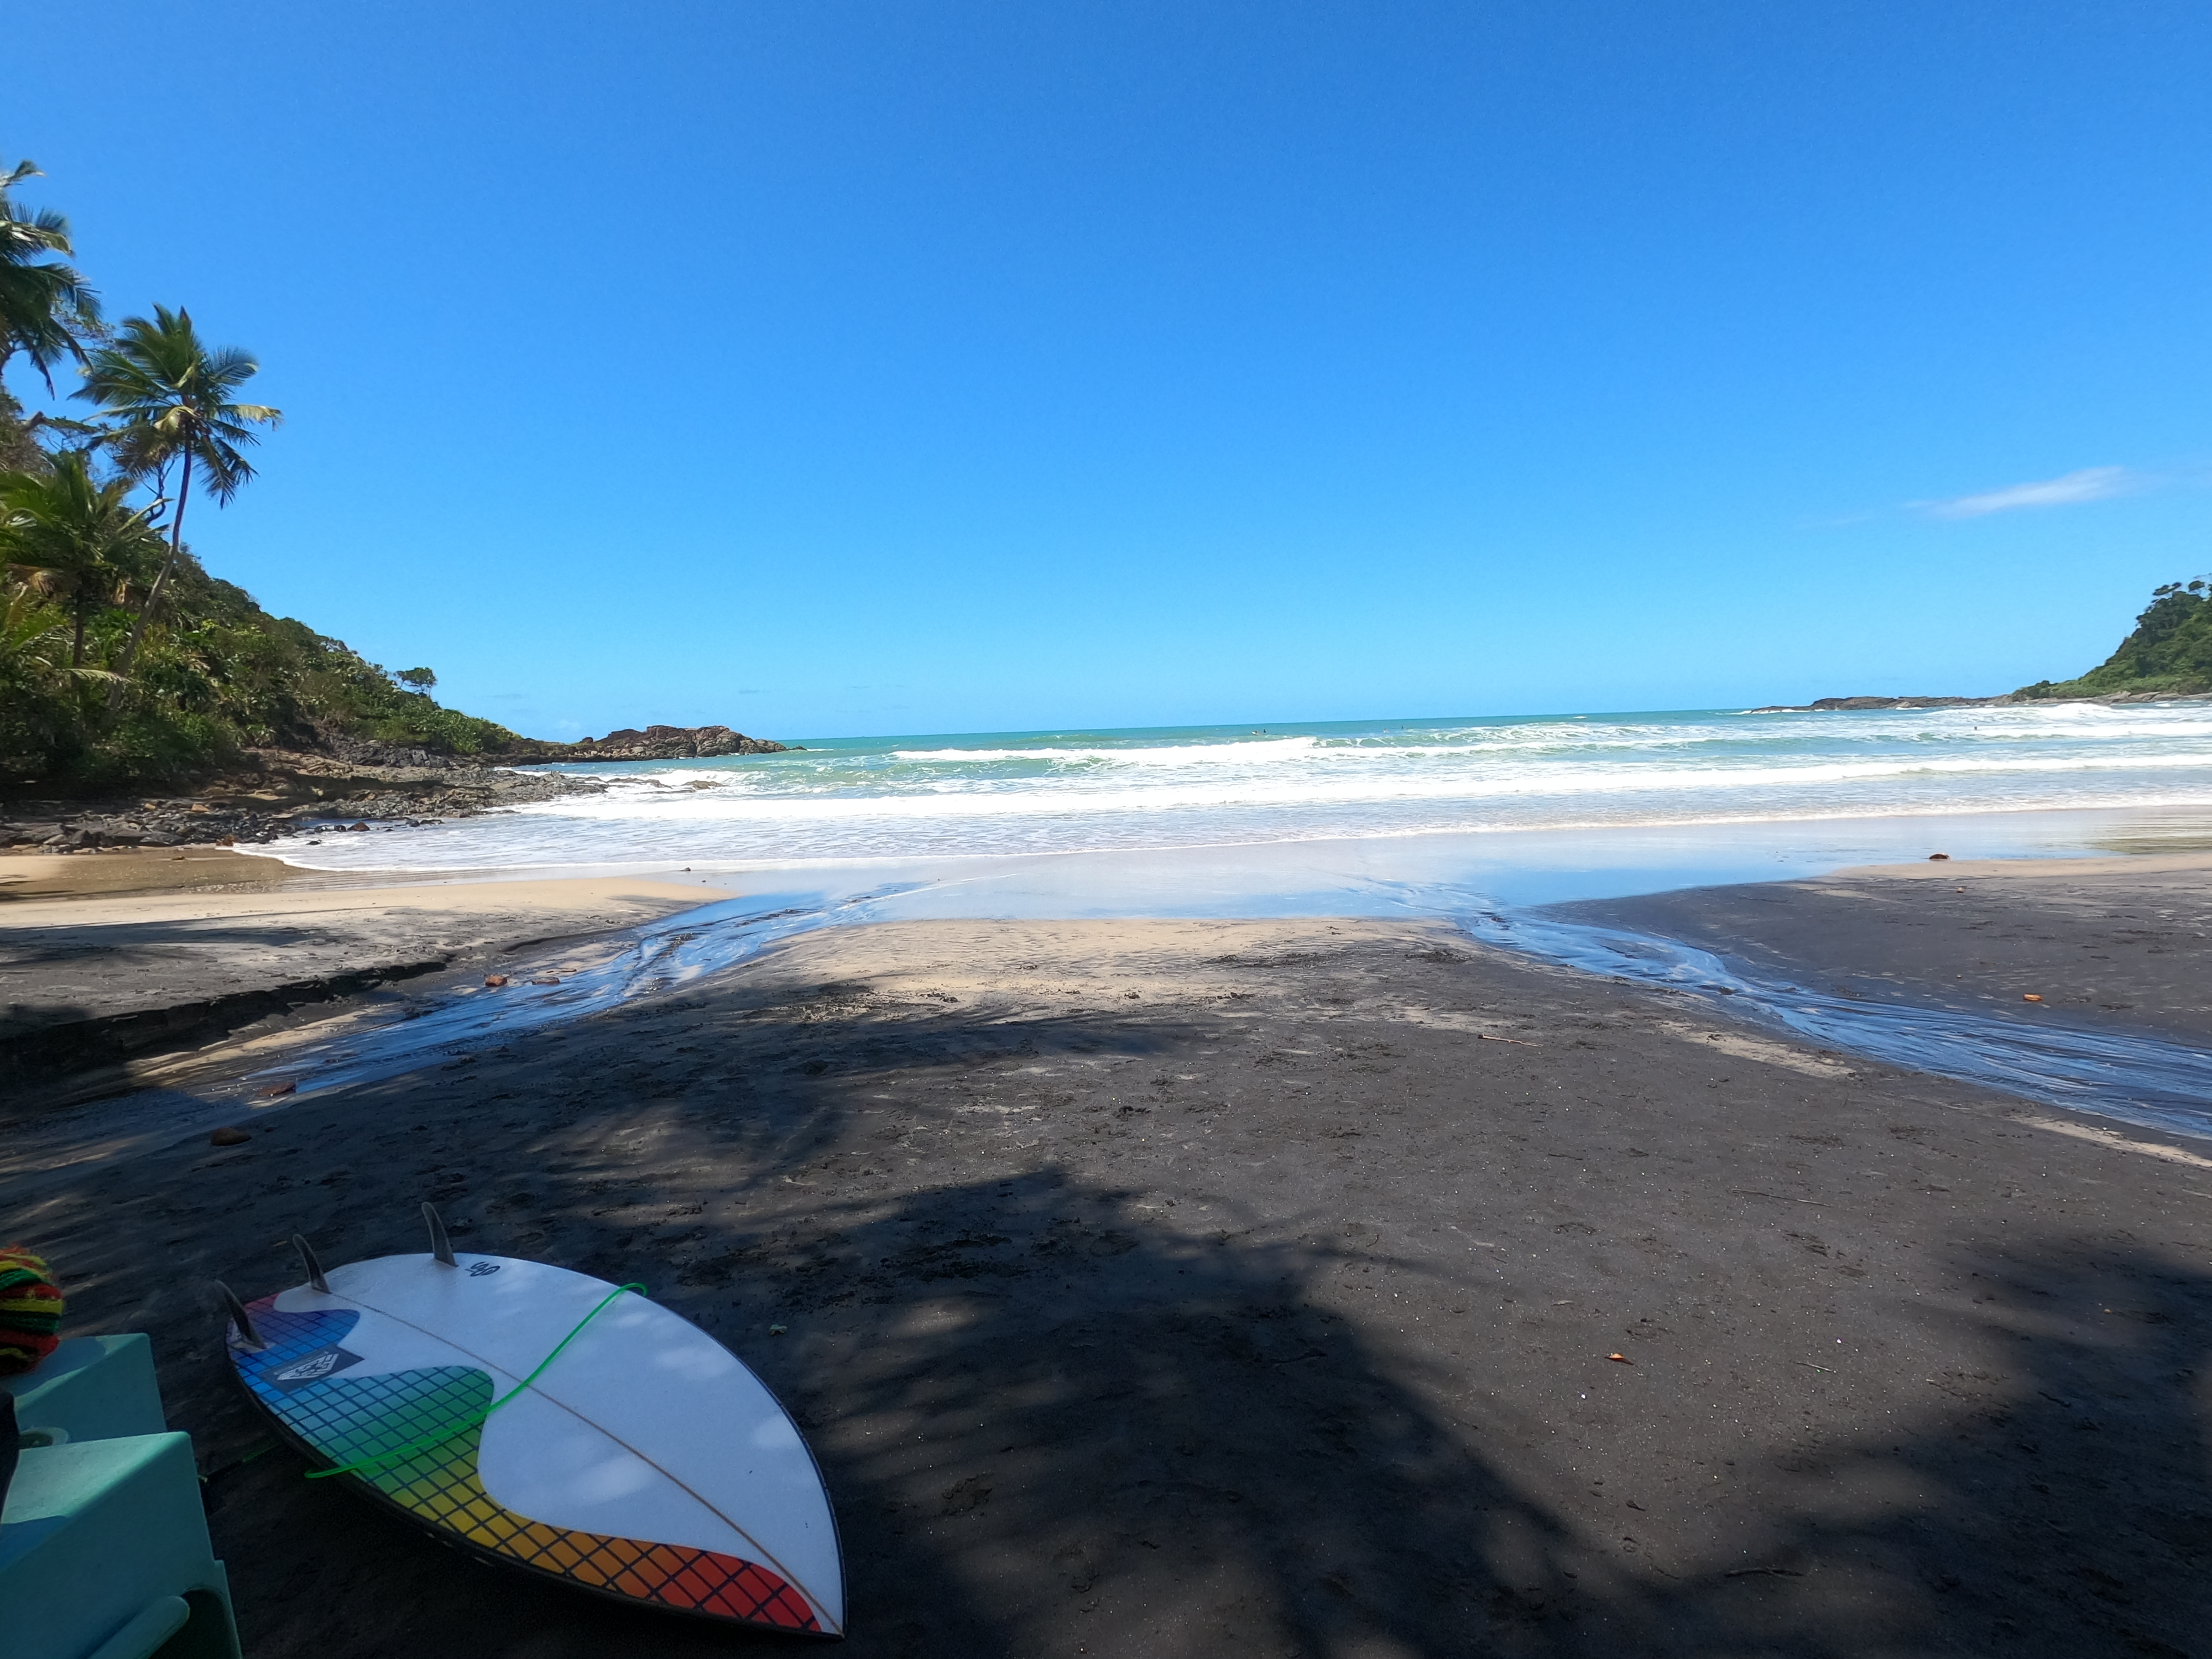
1747,690,2211,713
1745,695,1990,713
566,724,794,760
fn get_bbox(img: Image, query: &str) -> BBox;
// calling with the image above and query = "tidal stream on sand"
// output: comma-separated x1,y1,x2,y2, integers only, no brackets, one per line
211,804,2212,1144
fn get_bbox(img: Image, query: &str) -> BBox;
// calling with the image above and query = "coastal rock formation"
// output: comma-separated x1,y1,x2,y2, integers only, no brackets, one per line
319,731,472,769
570,724,792,760
1,764,611,849
1745,695,1989,713
0,723,797,852
1747,690,2210,713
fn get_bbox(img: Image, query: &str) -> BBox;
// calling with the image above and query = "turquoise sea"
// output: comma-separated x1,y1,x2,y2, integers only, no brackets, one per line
262,701,2212,895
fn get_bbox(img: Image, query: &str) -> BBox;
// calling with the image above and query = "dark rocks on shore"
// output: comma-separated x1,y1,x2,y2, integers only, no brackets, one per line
1,721,794,854
1,766,611,851
319,733,473,769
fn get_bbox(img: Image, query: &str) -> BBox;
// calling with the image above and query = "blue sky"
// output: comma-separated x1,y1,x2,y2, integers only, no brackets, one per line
9,2,2212,739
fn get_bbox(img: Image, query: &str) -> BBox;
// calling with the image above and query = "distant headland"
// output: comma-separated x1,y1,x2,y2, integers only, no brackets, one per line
1750,577,2210,713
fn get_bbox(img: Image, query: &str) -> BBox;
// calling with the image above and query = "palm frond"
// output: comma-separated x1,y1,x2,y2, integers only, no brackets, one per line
74,307,279,498
195,444,257,504
0,159,97,389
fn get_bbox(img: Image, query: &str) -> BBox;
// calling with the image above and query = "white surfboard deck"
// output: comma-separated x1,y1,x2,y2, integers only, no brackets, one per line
233,1251,842,1636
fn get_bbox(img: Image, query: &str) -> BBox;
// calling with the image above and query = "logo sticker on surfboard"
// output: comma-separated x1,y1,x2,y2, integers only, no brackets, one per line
267,1344,367,1390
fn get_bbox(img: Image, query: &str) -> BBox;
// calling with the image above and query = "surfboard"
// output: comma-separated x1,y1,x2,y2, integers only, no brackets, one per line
220,1212,843,1638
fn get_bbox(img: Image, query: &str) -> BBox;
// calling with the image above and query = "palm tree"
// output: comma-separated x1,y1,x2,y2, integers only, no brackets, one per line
0,158,101,393
0,451,166,666
0,584,119,695
0,583,76,680
76,306,280,701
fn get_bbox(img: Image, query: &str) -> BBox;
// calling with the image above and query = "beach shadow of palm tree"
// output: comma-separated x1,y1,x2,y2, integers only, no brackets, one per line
1590,1236,2212,1659
721,1168,1607,1657
676,1188,2212,1658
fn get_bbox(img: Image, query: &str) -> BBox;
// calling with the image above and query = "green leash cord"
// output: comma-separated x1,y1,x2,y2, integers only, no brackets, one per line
305,1281,648,1480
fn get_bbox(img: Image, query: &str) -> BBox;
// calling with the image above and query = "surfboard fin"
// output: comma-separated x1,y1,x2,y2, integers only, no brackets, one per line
292,1234,331,1294
424,1202,457,1267
216,1281,267,1350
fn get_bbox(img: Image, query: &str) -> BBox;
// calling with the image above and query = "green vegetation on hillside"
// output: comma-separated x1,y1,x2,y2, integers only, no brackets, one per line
0,156,517,791
2015,578,2212,701
0,535,516,788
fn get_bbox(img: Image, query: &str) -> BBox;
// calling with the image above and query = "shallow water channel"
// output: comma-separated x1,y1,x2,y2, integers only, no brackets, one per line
233,809,2212,1144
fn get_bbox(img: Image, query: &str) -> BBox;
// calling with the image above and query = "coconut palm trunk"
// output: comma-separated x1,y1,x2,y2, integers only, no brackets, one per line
105,446,190,709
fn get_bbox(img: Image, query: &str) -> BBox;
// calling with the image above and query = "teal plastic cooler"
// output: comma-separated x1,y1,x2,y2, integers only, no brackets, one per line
2,1335,168,1443
0,1335,242,1659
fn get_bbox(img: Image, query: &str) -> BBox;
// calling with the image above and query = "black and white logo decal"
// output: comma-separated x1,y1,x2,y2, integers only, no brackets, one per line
267,1344,366,1391
465,1260,502,1277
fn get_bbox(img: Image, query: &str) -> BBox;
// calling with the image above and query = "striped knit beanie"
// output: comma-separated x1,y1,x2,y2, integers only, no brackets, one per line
0,1246,62,1376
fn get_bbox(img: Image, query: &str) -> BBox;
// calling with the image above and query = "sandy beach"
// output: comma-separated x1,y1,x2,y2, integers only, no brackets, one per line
6,844,2212,1656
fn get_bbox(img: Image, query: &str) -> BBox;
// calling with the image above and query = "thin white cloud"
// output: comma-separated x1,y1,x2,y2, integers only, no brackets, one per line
1923,465,2135,519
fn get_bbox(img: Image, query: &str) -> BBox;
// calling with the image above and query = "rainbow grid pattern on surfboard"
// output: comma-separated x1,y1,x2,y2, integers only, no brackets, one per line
234,1295,819,1633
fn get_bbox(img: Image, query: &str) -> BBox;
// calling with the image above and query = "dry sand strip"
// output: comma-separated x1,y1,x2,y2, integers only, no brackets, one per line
20,911,2212,1659
0,845,350,903
0,852,721,1099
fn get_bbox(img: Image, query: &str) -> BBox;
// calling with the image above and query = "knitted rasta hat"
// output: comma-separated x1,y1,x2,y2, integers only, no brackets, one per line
0,1246,62,1376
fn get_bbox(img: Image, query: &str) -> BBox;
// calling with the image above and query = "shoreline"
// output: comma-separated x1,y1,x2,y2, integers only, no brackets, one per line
195,798,2212,905
10,820,2211,1109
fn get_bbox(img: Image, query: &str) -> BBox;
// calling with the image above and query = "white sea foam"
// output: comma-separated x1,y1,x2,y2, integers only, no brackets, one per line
517,757,2212,828
260,702,2212,871
889,736,1328,764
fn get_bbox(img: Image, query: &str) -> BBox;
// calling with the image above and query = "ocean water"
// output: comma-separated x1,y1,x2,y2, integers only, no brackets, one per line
264,701,2212,877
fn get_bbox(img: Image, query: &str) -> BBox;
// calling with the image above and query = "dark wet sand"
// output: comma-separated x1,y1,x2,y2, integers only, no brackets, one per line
1562,851,2212,1046
13,883,2212,1658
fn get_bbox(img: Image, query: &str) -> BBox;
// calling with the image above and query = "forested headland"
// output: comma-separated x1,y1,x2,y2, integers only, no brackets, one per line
2013,577,2212,701
0,156,638,795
